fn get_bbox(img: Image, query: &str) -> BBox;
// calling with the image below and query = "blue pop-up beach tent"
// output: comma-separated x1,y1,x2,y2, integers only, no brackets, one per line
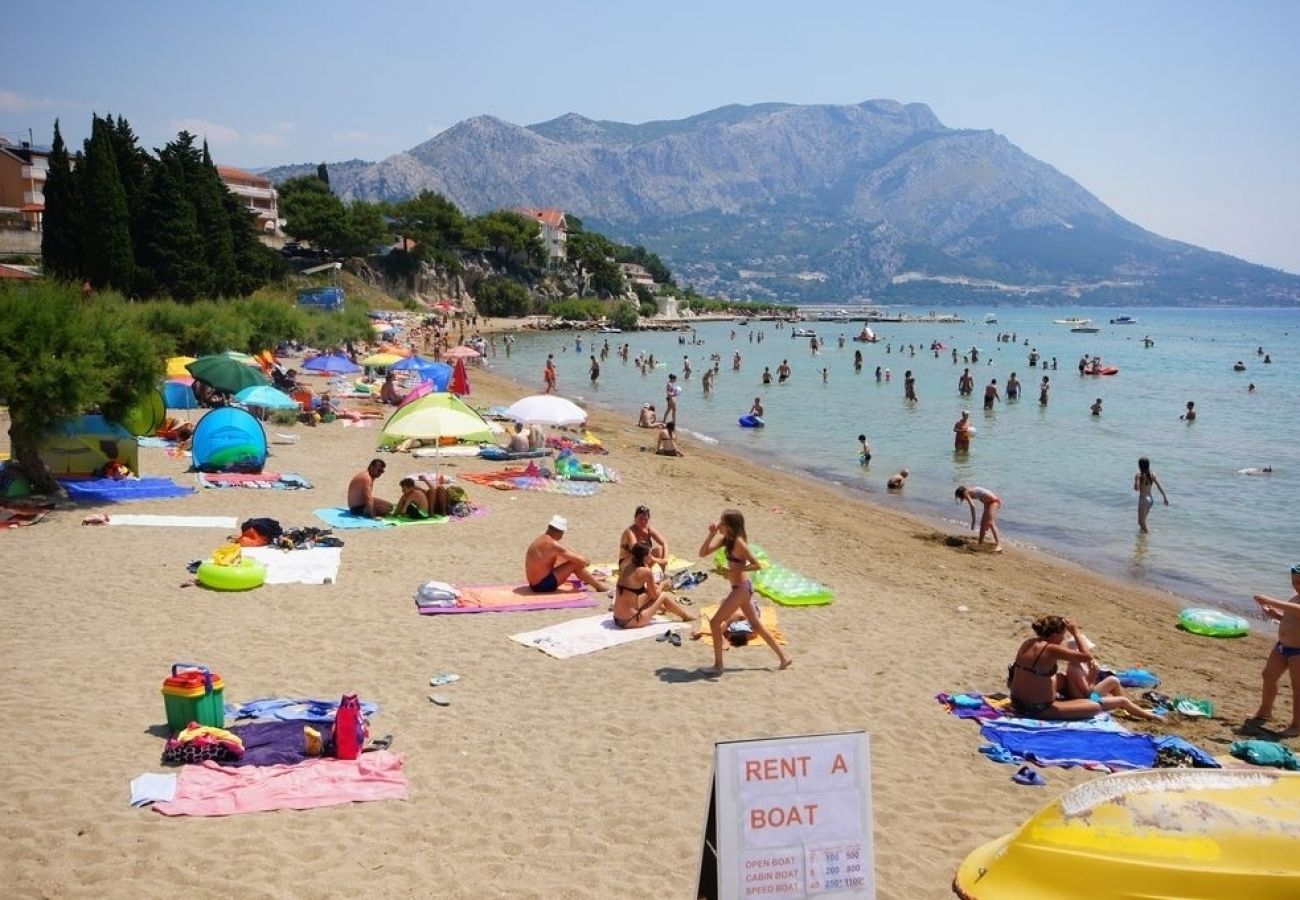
191,407,267,472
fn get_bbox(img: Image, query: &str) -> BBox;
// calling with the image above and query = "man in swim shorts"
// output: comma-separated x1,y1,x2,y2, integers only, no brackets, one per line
346,459,393,517
524,515,612,593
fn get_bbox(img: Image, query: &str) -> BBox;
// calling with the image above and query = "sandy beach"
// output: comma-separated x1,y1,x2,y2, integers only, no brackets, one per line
0,359,1282,899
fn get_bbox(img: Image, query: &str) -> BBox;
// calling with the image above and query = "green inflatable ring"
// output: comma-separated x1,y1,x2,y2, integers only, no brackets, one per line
197,558,267,591
1179,607,1249,638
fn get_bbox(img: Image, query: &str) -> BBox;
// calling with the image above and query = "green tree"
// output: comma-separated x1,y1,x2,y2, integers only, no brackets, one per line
316,162,330,187
279,175,346,250
469,210,544,266
609,299,640,331
81,116,136,291
40,119,82,280
196,142,238,296
338,201,389,257
225,192,281,295
0,283,162,493
473,276,532,317
137,143,207,300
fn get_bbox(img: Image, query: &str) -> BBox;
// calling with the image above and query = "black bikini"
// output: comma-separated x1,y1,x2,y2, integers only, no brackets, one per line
1009,643,1057,716
613,574,652,628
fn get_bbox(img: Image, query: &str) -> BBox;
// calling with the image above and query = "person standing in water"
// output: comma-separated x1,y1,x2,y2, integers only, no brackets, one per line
953,410,974,452
1006,372,1021,400
1039,376,1050,406
1133,457,1169,534
698,510,792,673
955,485,1003,552
904,370,918,402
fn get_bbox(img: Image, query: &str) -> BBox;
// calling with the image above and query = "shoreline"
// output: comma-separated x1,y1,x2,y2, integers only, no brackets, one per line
0,354,1286,898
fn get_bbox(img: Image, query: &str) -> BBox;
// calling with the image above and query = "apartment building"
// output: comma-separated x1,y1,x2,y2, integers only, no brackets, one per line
0,136,49,230
517,207,567,264
216,165,281,235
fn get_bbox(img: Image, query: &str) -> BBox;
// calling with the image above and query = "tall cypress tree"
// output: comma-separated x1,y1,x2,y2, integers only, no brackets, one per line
40,119,83,280
106,114,150,287
196,141,237,296
138,139,206,301
316,162,330,187
81,115,136,291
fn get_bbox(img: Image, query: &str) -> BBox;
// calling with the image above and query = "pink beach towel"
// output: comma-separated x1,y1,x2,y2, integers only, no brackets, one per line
418,581,597,615
153,750,408,816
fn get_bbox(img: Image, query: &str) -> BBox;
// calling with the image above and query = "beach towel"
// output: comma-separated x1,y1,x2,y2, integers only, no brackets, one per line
107,514,238,529
225,720,334,768
978,720,1219,771
152,750,408,816
0,505,51,529
510,613,687,659
419,581,596,615
198,472,313,490
243,546,342,584
695,604,786,647
136,436,178,449
230,697,380,722
313,508,395,530
60,477,195,503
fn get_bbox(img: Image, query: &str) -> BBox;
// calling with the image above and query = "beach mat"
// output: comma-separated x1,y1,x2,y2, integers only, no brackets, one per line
695,604,786,647
198,472,313,490
60,477,195,503
510,613,687,659
418,581,595,615
243,546,342,584
107,514,237,529
313,508,395,529
752,563,834,607
0,505,51,529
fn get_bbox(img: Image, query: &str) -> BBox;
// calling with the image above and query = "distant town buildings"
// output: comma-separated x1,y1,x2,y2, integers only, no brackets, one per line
216,165,282,235
516,207,567,264
0,136,49,231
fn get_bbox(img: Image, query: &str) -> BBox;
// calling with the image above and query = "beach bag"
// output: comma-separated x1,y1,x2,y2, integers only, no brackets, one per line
331,694,369,760
415,580,460,609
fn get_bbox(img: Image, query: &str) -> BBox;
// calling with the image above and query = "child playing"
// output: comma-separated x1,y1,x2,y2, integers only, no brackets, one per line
698,510,791,673
857,434,871,466
1248,564,1300,738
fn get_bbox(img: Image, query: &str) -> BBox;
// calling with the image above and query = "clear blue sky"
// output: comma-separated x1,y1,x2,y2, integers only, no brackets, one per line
6,1,1297,273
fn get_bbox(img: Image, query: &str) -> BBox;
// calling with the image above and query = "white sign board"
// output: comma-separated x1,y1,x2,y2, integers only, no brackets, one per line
707,731,874,899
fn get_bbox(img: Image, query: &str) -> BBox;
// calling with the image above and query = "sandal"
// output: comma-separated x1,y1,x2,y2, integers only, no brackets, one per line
1011,765,1045,786
668,631,683,647
656,629,673,642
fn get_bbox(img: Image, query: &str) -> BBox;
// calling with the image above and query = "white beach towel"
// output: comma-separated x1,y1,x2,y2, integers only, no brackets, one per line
107,515,238,529
509,613,687,659
242,546,342,585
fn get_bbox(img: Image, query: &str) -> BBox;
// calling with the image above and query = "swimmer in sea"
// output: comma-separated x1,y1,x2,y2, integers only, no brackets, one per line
1181,401,1196,422
1133,456,1169,534
1091,398,1103,416
858,434,871,466
1238,466,1274,476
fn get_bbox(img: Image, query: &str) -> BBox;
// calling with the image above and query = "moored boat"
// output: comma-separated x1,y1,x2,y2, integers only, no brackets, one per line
1070,326,1101,333
984,313,998,324
1110,315,1138,325
953,768,1300,899
1054,317,1092,326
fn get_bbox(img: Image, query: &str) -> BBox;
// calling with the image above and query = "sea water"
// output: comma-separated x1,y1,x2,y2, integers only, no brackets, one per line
485,308,1297,611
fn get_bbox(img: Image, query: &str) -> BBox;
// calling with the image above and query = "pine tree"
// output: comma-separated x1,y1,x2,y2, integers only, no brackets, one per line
81,115,136,291
40,119,83,280
317,162,330,187
106,114,151,283
196,141,237,296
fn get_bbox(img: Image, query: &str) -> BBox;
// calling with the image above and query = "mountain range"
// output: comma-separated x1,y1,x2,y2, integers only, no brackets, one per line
263,101,1300,306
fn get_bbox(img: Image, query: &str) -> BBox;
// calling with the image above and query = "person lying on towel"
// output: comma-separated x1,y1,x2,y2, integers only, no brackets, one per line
524,515,612,594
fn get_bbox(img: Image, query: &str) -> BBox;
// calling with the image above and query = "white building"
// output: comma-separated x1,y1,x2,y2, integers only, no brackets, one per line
517,207,567,264
217,165,281,235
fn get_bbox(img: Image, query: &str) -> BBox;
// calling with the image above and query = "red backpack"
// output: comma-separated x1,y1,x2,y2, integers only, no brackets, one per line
332,694,369,760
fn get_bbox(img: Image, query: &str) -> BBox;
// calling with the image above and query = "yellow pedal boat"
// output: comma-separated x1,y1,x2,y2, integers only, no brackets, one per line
953,769,1300,899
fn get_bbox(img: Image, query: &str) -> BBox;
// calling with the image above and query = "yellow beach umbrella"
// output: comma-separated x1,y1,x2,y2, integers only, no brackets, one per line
362,352,404,368
166,356,197,378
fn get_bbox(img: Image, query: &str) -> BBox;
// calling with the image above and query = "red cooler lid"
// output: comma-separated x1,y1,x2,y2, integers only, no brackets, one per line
163,668,221,691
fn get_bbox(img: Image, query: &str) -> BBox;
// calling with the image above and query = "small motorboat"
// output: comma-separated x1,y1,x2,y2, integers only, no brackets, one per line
597,326,622,334
1070,326,1101,333
792,328,818,338
1054,317,1092,326
1109,315,1138,325
984,313,998,324
953,769,1300,899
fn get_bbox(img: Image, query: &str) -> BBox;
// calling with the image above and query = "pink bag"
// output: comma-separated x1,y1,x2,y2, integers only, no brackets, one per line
332,694,368,760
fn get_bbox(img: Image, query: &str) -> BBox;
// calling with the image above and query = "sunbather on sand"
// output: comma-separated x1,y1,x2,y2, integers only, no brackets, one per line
396,476,450,519
619,504,669,574
1009,616,1158,721
613,544,696,629
698,510,791,673
524,515,612,593
346,459,393,517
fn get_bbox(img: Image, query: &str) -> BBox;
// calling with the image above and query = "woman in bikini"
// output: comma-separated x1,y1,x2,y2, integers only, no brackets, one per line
955,485,1003,552
612,544,696,630
618,504,669,575
1010,616,1159,721
1133,457,1169,534
698,510,792,673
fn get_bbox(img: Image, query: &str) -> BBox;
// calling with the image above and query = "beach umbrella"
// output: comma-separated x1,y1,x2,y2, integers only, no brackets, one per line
390,354,436,371
187,355,272,394
235,385,298,410
223,350,259,363
162,379,201,411
165,356,197,378
417,361,453,391
398,379,435,408
362,351,404,368
379,392,495,445
450,358,471,396
504,394,586,427
442,345,480,360
302,353,361,375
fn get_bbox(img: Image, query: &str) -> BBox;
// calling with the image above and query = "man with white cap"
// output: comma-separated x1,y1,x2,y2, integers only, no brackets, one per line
524,514,613,593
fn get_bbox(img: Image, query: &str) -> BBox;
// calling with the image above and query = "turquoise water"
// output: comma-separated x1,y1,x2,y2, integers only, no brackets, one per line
486,308,1298,610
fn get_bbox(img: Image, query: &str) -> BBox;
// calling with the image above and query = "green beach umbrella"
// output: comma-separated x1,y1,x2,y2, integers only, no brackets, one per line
186,355,271,395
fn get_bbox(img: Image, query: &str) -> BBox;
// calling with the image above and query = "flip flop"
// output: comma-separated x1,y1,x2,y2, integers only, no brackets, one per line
656,629,673,642
978,744,1016,764
427,694,451,706
1011,766,1045,786
430,673,461,687
668,631,683,647
363,734,394,752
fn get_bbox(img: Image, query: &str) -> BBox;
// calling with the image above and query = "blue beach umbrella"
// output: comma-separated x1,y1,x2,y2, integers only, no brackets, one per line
302,353,362,375
390,354,436,371
417,361,453,391
162,379,201,410
235,385,299,410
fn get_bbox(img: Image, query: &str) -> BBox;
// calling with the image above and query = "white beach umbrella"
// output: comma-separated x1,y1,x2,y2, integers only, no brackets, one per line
504,394,587,427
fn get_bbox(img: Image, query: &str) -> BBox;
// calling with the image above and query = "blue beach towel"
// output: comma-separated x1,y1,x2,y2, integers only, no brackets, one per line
229,697,380,723
60,477,195,503
313,507,395,530
979,721,1219,771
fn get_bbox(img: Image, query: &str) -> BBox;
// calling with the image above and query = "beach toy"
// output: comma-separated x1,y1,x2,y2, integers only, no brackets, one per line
161,663,226,732
712,543,771,573
1179,607,1249,638
738,415,765,428
752,564,834,607
197,557,267,591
